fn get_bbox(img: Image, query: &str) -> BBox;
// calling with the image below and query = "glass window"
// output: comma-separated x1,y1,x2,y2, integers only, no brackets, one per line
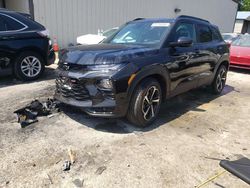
103,28,118,38
197,24,212,43
0,15,7,31
211,27,222,41
0,14,25,32
232,35,250,47
173,23,196,42
105,21,171,46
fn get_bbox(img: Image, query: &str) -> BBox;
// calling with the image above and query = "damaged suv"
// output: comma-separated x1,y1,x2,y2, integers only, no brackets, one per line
55,16,229,127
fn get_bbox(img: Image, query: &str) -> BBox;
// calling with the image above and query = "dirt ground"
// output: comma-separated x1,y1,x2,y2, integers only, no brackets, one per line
0,65,250,188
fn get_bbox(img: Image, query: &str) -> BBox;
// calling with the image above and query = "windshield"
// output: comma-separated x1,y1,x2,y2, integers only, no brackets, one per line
103,28,118,38
104,21,172,46
232,35,250,47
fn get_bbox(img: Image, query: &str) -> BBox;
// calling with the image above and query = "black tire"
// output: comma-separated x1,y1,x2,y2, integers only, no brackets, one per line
210,64,227,94
14,51,45,81
127,78,162,127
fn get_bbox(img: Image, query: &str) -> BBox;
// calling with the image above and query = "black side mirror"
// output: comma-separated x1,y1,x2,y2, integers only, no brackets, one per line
170,37,193,47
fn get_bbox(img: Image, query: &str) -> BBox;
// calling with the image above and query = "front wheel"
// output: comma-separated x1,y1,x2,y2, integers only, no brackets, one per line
127,78,162,127
14,51,45,81
210,65,227,94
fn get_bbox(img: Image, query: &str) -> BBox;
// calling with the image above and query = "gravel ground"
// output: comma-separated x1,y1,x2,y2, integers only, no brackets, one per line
0,66,249,188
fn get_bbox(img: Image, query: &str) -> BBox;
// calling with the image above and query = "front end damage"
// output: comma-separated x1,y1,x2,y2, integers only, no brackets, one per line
54,44,151,117
54,68,123,117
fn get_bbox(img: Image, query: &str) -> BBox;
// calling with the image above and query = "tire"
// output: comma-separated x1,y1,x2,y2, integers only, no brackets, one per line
127,78,162,127
14,51,45,81
210,64,227,94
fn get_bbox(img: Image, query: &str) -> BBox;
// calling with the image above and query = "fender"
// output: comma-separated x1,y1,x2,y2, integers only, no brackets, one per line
127,64,171,102
214,53,230,75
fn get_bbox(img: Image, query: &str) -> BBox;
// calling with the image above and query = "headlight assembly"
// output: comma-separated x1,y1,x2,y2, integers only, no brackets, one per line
88,63,126,72
96,79,113,90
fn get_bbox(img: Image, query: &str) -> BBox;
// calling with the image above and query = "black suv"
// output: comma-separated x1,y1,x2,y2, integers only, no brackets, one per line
0,9,55,80
55,16,229,127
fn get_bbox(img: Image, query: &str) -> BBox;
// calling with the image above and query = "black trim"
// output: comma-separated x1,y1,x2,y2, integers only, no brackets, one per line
178,15,209,23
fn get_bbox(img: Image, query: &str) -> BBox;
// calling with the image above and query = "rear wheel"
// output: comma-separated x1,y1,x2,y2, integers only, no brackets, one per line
14,51,45,81
127,78,162,127
210,64,227,94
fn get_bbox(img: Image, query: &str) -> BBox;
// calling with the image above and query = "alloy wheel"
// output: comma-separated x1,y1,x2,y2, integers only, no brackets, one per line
142,86,161,121
216,67,227,92
20,56,42,78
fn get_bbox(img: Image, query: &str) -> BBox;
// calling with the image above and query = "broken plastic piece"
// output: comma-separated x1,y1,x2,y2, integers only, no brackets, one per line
14,98,60,128
63,160,71,171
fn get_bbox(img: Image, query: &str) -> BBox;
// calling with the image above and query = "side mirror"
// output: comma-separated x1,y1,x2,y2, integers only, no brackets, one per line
170,37,193,47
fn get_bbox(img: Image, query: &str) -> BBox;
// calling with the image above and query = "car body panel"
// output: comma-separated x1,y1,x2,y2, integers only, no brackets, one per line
230,45,250,69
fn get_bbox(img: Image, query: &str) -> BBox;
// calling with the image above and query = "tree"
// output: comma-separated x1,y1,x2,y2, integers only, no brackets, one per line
240,0,250,11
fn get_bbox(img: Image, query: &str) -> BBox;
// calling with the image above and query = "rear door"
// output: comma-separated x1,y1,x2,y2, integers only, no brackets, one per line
195,24,218,86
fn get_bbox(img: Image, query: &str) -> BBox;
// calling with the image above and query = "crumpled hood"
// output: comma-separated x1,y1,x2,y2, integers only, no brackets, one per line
59,43,158,65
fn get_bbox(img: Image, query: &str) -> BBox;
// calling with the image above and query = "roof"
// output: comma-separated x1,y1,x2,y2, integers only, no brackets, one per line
236,11,250,21
132,15,210,24
132,18,175,23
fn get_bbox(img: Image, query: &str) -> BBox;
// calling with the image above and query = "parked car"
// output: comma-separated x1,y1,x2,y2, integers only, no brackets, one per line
76,27,118,45
0,9,55,80
55,16,229,127
230,34,250,69
222,33,240,44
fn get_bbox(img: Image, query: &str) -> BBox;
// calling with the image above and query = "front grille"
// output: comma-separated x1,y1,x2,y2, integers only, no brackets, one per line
56,76,90,101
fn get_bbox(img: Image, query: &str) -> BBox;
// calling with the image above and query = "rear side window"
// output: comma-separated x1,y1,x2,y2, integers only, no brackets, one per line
0,14,26,32
196,24,212,43
211,27,222,41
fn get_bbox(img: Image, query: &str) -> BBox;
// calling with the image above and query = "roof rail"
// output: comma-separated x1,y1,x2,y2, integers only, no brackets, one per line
133,18,145,21
177,15,209,23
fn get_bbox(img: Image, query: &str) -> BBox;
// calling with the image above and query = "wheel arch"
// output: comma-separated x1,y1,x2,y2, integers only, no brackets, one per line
12,47,46,65
214,55,230,74
127,65,171,103
220,60,230,70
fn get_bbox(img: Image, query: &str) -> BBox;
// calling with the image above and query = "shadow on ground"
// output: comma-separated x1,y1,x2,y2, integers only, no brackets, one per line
62,85,235,134
229,67,250,74
0,67,57,89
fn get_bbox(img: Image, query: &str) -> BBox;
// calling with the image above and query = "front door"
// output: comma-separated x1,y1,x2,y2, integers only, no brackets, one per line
166,21,200,96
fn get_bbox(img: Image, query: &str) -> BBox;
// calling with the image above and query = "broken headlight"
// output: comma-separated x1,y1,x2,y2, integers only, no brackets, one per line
96,79,113,90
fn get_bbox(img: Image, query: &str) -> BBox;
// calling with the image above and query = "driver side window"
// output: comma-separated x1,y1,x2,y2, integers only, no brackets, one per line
174,23,196,43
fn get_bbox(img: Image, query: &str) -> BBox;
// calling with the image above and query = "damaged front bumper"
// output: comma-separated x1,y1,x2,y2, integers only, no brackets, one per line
54,69,126,117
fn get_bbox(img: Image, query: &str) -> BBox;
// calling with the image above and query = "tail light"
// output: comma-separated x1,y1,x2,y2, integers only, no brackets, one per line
37,29,50,38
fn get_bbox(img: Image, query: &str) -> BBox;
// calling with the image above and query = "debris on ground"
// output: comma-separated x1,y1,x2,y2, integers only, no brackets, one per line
14,98,60,128
63,160,71,171
95,166,107,175
68,149,76,164
46,173,53,185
